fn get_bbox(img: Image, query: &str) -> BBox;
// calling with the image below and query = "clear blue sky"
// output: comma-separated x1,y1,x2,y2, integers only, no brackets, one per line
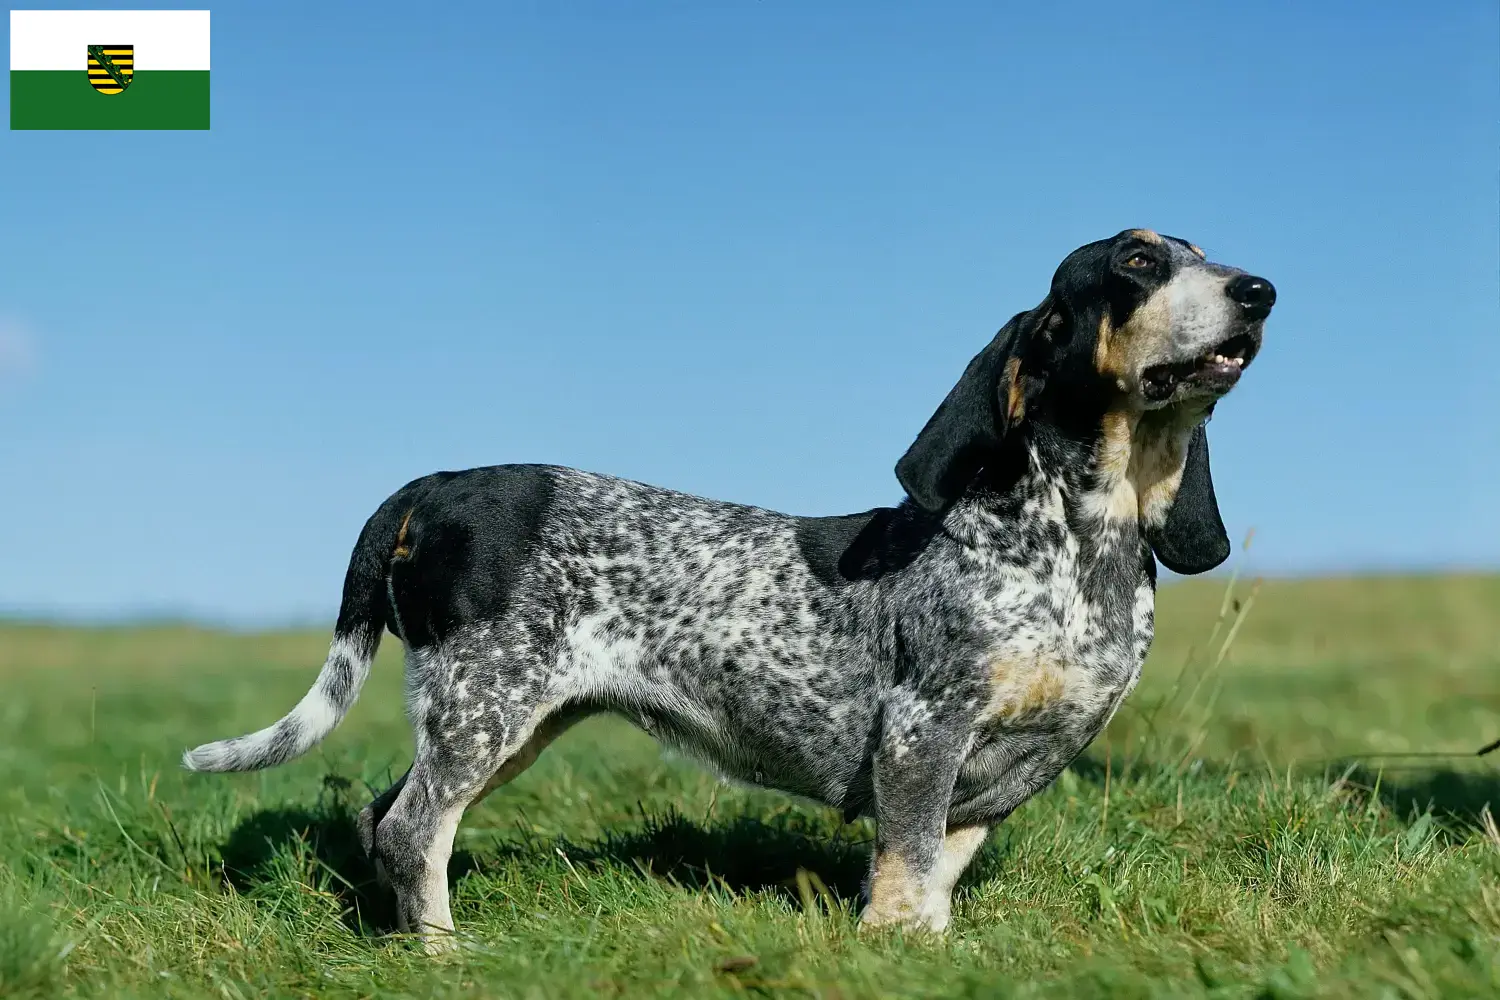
2,1,1496,625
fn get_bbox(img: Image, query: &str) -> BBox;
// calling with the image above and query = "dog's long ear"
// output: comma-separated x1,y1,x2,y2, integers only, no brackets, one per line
1146,424,1230,575
896,302,1051,513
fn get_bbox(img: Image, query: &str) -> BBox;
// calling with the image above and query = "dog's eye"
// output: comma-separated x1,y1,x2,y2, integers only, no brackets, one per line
1123,254,1154,269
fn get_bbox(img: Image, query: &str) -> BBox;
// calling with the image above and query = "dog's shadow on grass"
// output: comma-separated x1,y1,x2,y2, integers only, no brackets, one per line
215,762,1500,938
1349,765,1500,827
555,810,871,905
217,799,481,936
1062,752,1500,829
219,799,871,932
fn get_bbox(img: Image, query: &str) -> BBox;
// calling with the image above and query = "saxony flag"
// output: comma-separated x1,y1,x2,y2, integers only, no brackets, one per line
10,10,210,130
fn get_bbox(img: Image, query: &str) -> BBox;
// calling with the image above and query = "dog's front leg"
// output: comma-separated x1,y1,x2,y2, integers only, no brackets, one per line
861,694,983,934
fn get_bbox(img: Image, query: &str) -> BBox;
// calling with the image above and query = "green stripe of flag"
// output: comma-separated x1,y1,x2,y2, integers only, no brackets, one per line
10,70,209,130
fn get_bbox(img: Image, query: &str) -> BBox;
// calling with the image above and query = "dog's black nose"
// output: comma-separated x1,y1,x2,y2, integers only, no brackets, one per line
1227,274,1276,318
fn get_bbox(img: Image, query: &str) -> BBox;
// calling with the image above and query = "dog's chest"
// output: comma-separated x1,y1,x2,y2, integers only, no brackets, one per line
960,534,1155,739
943,563,1153,820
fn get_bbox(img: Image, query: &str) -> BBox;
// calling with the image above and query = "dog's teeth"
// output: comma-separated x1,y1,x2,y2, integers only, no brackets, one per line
1231,357,1244,367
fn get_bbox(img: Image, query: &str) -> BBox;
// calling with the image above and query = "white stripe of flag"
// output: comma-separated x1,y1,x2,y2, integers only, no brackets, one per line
10,9,211,71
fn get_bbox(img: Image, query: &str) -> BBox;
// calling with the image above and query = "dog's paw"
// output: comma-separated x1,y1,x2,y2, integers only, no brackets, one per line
858,892,954,936
421,932,460,958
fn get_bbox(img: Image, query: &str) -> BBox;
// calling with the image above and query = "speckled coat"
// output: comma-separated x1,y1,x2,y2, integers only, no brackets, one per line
183,229,1275,948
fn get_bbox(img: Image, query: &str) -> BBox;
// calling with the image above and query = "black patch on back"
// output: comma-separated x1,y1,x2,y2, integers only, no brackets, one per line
793,504,938,586
389,465,557,647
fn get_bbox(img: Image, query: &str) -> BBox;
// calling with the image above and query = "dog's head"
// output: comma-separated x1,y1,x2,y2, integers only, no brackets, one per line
896,229,1275,574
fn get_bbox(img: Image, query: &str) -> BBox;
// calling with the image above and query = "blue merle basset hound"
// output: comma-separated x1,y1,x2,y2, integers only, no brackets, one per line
184,229,1275,950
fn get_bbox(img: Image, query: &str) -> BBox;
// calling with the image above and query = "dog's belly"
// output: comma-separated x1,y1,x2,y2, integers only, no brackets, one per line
578,629,882,808
619,688,879,809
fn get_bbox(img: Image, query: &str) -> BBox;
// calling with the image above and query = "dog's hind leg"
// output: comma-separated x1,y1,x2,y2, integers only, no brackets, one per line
358,767,409,863
372,762,475,953
372,673,576,952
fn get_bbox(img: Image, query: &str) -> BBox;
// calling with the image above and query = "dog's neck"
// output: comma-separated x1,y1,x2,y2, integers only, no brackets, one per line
1076,404,1208,534
950,401,1206,565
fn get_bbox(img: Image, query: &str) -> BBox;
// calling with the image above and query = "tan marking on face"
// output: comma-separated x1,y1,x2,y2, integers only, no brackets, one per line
1129,229,1163,245
1094,313,1117,377
1003,357,1026,423
392,509,415,560
1187,243,1206,259
1095,285,1175,388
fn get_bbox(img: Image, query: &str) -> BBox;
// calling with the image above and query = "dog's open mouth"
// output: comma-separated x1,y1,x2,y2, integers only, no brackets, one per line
1141,332,1259,401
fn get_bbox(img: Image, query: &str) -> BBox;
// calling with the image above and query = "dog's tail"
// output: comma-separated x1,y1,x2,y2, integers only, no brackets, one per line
181,487,418,773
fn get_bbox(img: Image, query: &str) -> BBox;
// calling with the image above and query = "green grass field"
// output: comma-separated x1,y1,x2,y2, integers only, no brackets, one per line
2,574,1498,998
